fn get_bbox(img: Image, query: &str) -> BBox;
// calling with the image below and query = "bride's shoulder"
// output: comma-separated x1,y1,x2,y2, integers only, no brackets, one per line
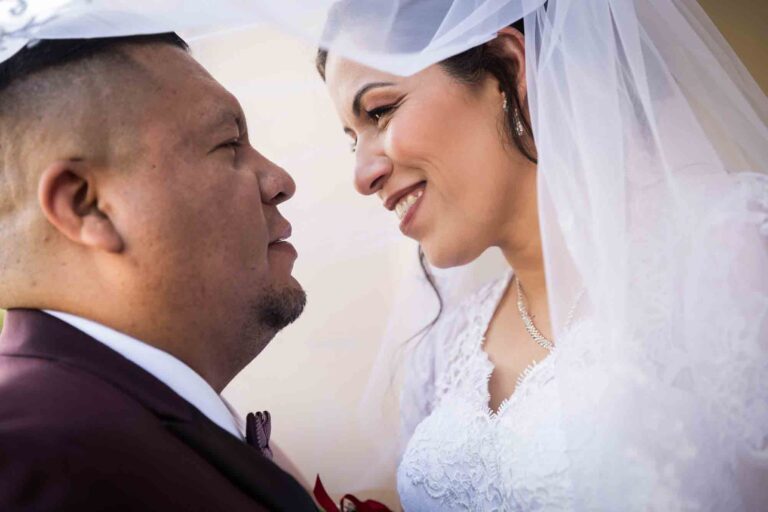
403,270,511,381
424,271,510,348
399,271,511,439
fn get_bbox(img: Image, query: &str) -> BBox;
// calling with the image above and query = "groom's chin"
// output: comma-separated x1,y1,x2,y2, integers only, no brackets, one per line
253,284,307,332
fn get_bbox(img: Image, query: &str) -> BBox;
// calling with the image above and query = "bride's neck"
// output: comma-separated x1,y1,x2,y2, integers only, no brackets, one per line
498,175,548,313
500,230,547,306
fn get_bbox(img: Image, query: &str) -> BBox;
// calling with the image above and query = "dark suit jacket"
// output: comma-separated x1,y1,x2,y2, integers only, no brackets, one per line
0,309,317,512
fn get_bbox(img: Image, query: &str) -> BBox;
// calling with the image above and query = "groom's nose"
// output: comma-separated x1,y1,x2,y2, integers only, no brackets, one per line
257,155,296,206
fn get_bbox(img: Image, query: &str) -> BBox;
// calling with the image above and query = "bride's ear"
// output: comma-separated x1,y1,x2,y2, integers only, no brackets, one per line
38,161,125,253
490,27,527,102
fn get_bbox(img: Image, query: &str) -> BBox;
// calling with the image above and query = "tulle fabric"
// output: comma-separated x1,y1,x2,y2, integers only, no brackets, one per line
3,0,766,508
0,0,545,73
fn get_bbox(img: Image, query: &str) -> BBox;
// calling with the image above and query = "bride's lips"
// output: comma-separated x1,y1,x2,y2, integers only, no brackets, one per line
399,186,426,236
383,181,427,237
384,182,426,211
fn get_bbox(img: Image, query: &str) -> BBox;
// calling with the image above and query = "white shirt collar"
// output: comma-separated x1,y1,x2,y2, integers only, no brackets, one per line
43,310,245,441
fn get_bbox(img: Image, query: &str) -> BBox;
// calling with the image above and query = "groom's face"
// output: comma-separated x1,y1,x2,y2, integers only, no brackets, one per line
110,44,304,342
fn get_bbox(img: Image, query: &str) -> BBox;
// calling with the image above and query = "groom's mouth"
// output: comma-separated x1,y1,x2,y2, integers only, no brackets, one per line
268,239,298,260
269,221,292,245
268,222,297,258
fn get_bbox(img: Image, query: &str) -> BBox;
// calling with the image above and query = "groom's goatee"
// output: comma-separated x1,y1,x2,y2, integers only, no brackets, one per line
255,286,307,331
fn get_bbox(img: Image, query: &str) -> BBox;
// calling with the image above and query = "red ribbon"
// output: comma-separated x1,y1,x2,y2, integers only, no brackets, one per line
313,475,393,512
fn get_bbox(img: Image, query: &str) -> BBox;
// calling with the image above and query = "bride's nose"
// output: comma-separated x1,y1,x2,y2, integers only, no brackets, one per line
353,143,393,195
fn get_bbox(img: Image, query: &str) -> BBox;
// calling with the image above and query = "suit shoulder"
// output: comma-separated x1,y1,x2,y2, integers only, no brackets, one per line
0,357,190,507
0,354,161,434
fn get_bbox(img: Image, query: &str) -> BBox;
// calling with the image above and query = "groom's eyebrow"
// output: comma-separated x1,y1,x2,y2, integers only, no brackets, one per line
352,82,395,117
204,109,243,136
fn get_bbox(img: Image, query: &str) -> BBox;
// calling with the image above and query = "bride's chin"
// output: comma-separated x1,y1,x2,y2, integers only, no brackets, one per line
421,243,480,270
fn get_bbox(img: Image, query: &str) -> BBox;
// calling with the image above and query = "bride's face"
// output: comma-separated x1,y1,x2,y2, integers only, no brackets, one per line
324,56,536,268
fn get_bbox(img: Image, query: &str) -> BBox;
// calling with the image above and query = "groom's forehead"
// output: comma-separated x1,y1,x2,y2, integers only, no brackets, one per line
134,48,243,137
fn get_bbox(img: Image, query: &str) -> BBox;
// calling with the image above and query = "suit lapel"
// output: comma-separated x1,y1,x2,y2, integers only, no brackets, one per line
0,309,317,512
165,416,317,511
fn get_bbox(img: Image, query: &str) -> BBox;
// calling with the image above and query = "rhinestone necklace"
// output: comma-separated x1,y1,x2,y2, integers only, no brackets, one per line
515,277,584,352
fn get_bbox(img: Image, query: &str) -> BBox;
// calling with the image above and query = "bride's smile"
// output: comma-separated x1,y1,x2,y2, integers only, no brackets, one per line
383,181,425,233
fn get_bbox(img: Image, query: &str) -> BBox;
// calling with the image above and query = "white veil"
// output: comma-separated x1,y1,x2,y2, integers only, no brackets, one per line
531,0,768,335
3,0,766,508
521,2,767,509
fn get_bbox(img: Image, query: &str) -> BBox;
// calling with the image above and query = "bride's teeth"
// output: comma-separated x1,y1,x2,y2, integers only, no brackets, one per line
395,188,423,221
395,202,405,219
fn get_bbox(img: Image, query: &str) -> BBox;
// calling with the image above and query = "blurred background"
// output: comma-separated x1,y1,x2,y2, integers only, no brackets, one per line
0,0,765,508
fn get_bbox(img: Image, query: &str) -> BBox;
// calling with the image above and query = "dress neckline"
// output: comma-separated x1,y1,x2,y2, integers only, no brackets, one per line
475,270,556,419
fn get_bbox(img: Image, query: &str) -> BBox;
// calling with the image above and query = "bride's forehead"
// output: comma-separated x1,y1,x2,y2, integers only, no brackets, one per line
325,54,399,90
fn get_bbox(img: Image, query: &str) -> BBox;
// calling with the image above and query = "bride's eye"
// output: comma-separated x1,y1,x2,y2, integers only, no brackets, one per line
366,103,398,124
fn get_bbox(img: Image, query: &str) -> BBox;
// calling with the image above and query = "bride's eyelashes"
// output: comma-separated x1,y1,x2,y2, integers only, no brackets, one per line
364,99,403,127
345,96,404,152
365,104,394,122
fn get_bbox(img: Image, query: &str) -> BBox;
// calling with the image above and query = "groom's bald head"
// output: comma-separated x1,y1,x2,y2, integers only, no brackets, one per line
0,34,188,302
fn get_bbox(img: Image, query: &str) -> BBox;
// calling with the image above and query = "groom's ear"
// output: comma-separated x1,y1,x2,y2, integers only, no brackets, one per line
38,161,125,253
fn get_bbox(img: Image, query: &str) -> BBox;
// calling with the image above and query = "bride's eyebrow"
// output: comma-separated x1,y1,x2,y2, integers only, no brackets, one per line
352,81,395,116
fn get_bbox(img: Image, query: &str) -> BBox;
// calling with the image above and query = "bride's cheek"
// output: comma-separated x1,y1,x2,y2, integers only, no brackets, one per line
383,122,408,162
385,115,431,165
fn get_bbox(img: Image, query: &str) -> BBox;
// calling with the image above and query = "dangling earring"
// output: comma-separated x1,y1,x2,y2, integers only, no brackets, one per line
513,109,525,137
503,93,525,136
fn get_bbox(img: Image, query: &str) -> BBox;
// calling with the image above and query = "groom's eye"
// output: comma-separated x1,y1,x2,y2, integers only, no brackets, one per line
218,137,242,152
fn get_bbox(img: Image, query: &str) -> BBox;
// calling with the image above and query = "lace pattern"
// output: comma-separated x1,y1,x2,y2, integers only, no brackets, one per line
397,272,576,511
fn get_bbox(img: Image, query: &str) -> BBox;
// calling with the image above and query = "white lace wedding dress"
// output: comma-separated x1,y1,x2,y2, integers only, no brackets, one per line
397,270,584,511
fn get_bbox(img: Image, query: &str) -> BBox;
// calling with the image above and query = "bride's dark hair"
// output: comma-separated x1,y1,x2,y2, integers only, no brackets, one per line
316,18,536,342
